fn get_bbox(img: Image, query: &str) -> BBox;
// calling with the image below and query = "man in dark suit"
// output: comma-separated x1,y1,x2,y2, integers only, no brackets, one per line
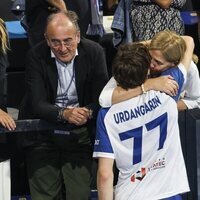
19,10,108,200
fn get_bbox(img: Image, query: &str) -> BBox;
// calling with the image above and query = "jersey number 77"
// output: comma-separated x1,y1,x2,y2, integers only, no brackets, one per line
119,112,168,165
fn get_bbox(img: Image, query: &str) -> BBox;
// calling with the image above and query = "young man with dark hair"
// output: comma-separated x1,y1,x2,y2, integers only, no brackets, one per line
93,43,189,200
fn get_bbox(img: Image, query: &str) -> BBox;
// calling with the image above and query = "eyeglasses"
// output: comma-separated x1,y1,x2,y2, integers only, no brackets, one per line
49,38,75,48
47,32,79,48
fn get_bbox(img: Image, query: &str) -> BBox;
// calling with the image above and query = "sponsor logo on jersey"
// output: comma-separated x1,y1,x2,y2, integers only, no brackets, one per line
148,157,165,171
131,167,146,182
130,157,165,182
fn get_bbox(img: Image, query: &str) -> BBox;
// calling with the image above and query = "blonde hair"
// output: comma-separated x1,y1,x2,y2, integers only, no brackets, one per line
192,54,198,64
149,30,186,65
0,18,9,54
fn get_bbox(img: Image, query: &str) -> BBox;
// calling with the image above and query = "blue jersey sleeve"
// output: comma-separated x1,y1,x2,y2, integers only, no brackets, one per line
93,108,114,154
161,67,184,102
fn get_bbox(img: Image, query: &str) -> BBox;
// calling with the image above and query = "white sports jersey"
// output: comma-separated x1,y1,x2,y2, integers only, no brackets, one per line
93,91,189,200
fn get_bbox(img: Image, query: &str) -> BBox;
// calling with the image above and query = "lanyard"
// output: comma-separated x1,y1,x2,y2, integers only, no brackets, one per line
57,62,75,106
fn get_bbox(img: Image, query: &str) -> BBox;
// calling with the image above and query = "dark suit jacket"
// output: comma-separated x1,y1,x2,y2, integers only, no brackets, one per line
19,38,108,144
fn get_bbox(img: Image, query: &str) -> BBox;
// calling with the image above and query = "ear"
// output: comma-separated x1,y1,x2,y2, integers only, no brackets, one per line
76,31,80,43
44,33,50,46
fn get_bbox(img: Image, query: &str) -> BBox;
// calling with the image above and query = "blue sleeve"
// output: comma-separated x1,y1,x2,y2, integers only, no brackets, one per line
93,108,114,154
161,67,184,102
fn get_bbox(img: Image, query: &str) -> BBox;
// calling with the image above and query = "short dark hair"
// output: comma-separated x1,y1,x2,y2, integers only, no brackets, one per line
112,43,151,90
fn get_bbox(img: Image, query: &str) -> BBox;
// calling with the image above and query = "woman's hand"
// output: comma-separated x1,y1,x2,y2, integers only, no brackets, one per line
0,109,16,131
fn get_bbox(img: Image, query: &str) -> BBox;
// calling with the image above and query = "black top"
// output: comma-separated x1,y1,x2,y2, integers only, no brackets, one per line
0,52,10,161
25,0,91,45
0,53,8,111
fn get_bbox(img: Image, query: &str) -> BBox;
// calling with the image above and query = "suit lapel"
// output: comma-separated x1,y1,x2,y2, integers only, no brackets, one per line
74,45,87,103
46,54,58,100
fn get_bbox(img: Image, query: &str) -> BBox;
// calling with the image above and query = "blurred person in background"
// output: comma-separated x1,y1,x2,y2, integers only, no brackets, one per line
0,18,16,200
25,0,91,46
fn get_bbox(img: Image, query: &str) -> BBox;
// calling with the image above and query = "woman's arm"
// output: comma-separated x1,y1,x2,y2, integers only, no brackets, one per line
178,61,200,110
0,109,16,131
178,98,200,111
181,36,195,72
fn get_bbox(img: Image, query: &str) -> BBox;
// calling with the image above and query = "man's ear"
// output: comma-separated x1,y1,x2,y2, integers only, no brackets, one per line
76,31,80,43
44,33,50,46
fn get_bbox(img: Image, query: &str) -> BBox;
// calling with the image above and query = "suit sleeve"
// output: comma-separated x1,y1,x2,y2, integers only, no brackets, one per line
25,48,61,122
79,41,109,121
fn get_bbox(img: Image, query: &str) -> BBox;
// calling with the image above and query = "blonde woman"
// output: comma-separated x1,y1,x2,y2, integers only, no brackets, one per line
99,30,199,111
0,18,16,200
0,18,16,130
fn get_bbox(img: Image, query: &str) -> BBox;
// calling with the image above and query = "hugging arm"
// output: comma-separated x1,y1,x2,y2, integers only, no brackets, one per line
99,76,178,107
181,36,195,72
178,61,200,111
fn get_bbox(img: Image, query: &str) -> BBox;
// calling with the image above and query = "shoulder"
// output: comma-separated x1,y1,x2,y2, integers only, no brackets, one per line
27,40,50,58
149,90,175,102
79,37,104,52
98,107,111,119
177,63,187,77
188,61,199,74
78,38,105,62
146,91,177,113
161,65,186,83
